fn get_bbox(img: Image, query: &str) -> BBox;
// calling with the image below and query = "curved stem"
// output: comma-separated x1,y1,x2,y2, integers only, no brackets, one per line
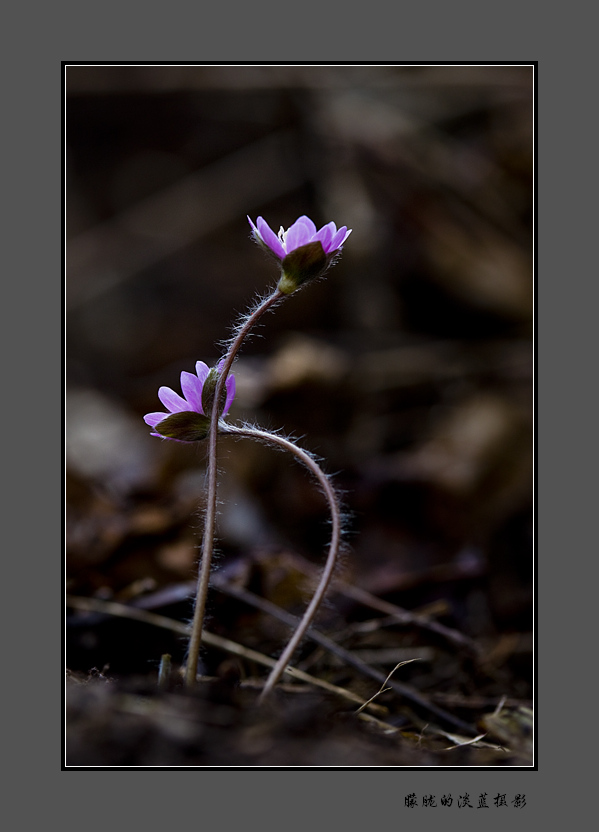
220,422,342,702
184,289,283,687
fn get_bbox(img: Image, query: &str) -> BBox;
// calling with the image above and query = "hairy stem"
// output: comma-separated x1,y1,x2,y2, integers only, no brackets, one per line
220,422,342,702
184,289,283,687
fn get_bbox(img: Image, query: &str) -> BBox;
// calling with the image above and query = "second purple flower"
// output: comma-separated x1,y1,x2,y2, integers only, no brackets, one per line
144,360,236,442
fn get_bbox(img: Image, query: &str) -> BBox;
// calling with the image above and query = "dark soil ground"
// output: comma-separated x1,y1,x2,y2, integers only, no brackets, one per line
66,65,534,767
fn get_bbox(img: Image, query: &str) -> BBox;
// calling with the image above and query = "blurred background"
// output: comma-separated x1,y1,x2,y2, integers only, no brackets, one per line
66,65,533,702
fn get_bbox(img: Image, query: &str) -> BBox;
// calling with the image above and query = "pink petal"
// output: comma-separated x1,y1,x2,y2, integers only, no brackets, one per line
329,226,350,251
284,219,312,252
295,215,317,237
158,386,189,413
180,371,204,413
315,222,335,252
144,412,168,427
195,361,210,386
223,374,236,416
256,217,286,259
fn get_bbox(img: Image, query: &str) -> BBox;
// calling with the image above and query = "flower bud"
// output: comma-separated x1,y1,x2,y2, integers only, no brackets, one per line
277,241,329,294
144,360,236,442
154,411,211,442
201,365,234,416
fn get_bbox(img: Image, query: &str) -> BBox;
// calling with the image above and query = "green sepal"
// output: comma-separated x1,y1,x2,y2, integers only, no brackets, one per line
201,367,230,416
278,241,328,294
201,368,219,415
155,411,211,442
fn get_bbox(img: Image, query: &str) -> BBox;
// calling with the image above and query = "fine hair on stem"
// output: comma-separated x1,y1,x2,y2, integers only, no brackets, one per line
219,421,343,701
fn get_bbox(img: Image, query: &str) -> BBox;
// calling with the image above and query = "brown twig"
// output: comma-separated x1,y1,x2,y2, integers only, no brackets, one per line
210,578,476,734
335,579,480,656
66,594,382,713
354,660,421,715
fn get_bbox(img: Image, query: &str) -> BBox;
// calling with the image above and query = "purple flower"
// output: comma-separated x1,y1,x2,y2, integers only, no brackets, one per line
248,215,352,261
248,215,351,294
144,360,236,442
